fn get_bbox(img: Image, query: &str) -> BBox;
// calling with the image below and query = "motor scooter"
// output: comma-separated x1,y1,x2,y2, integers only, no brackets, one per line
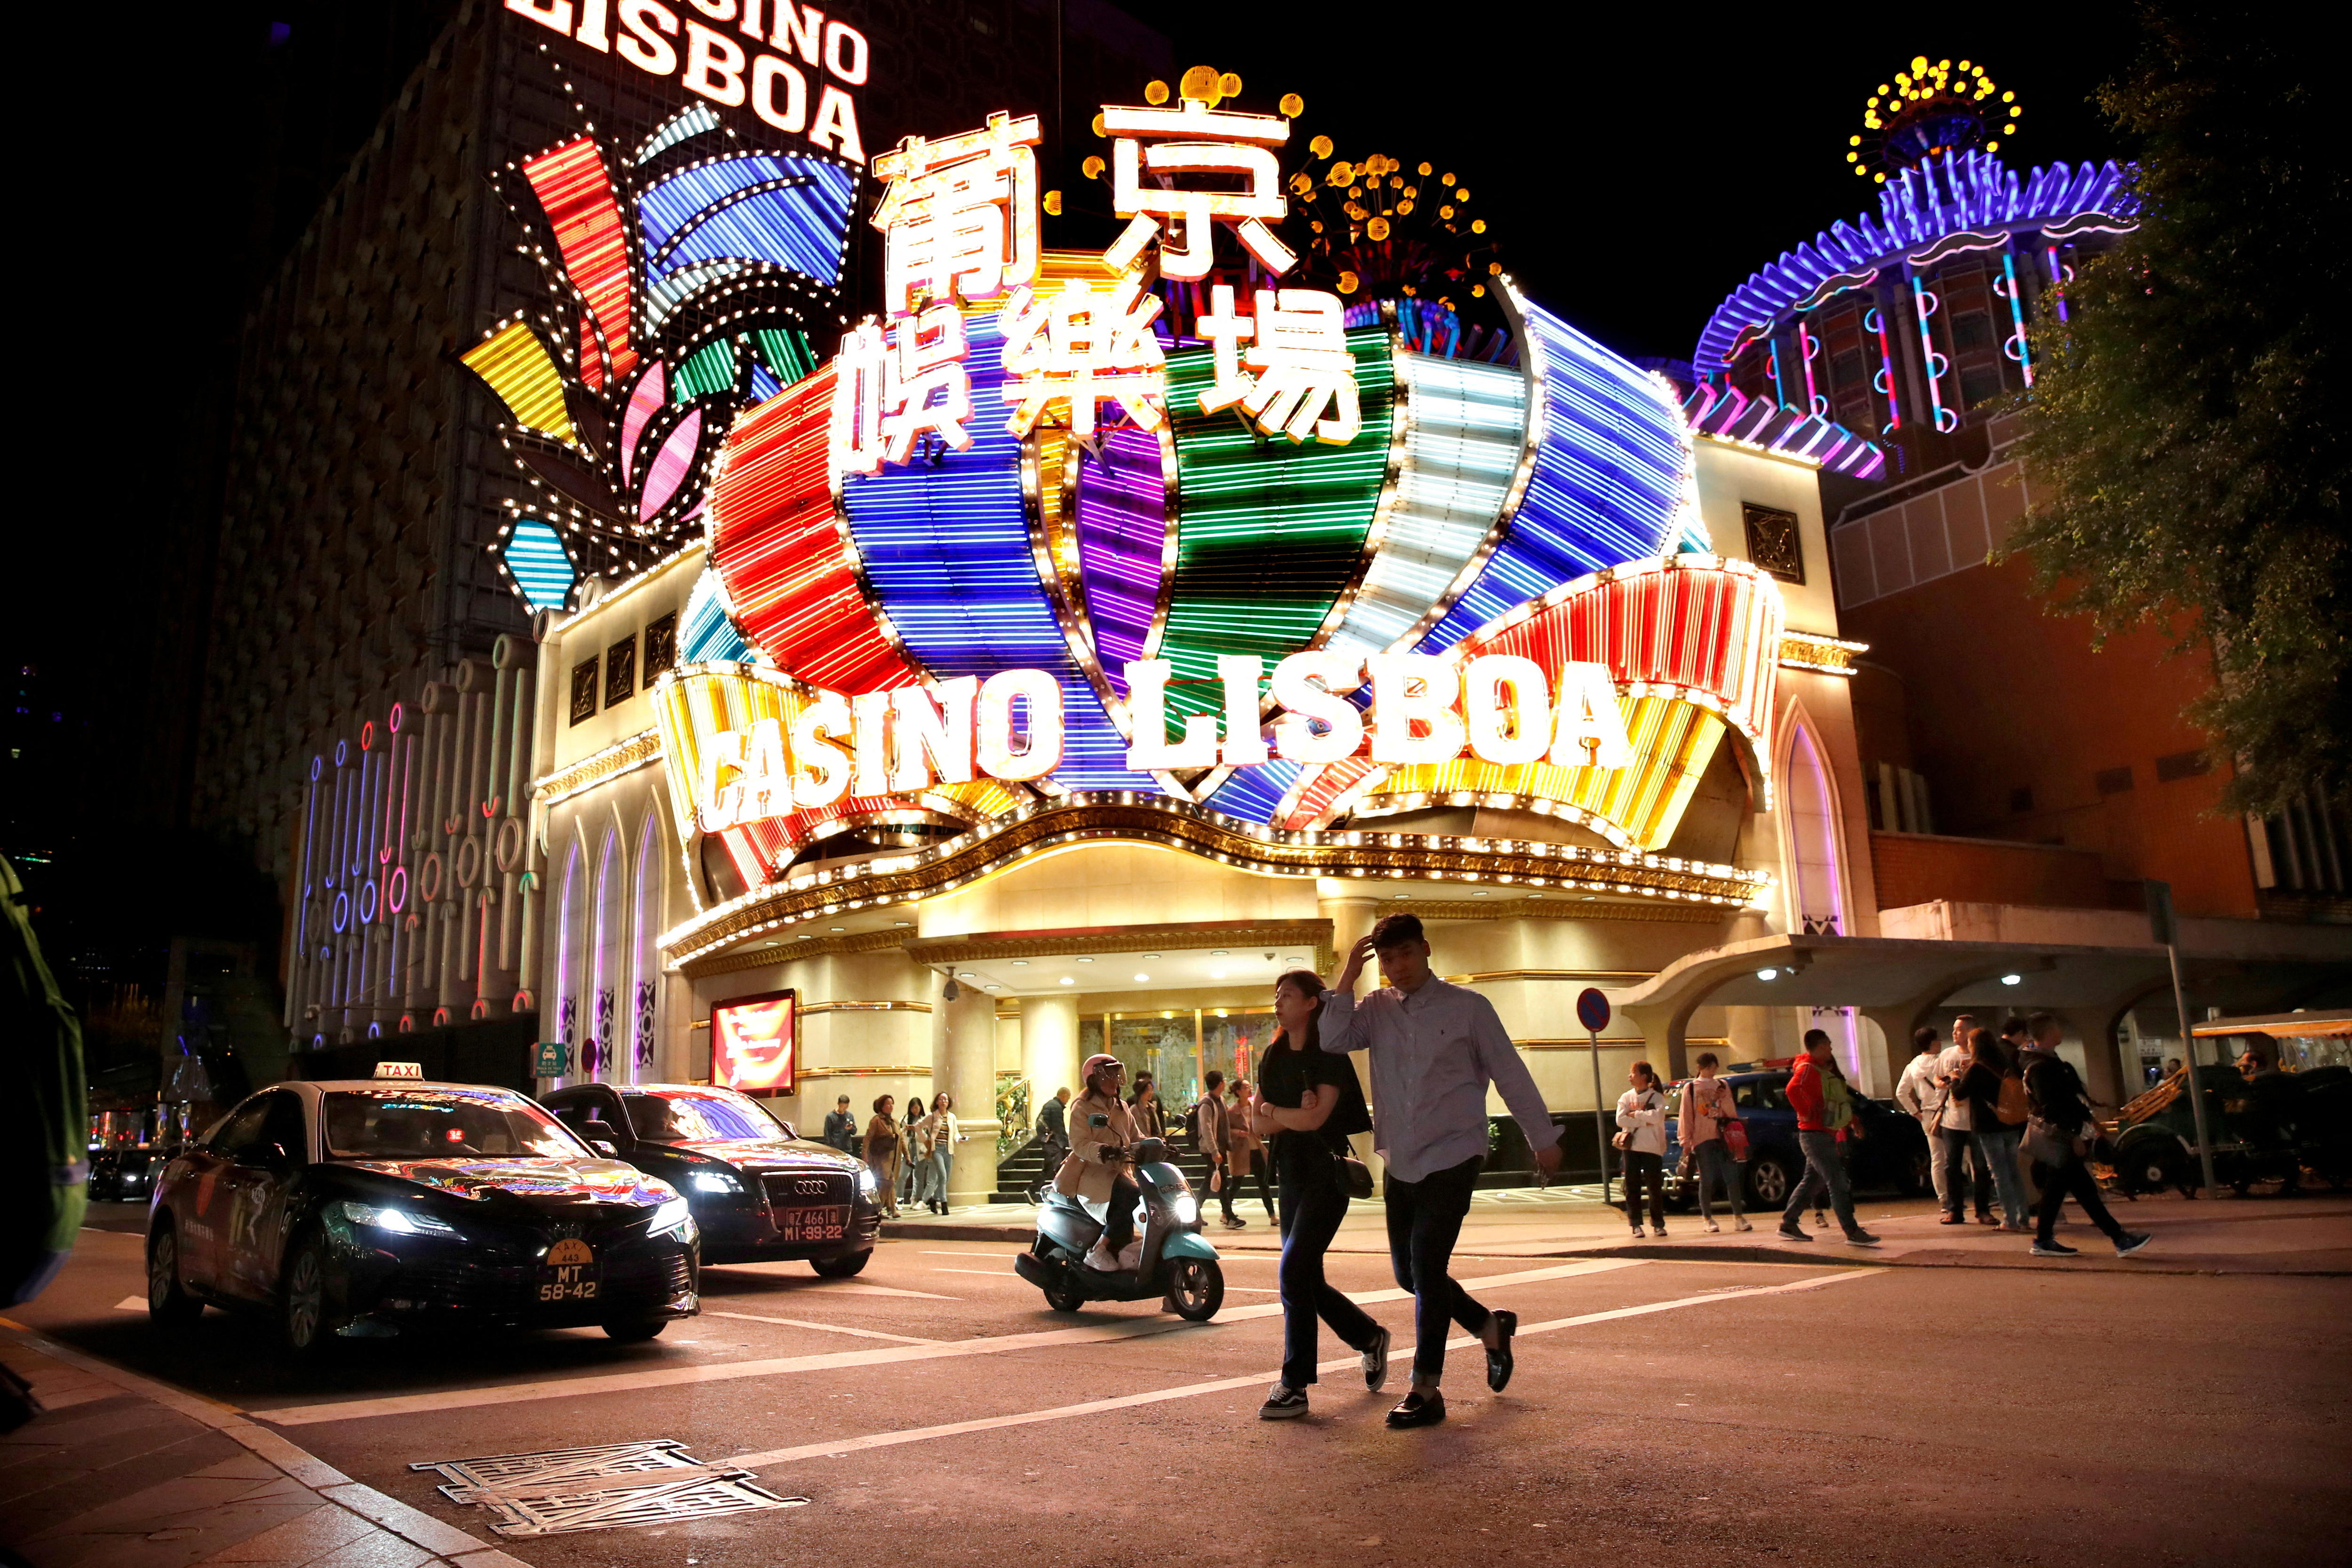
1013,1133,1224,1320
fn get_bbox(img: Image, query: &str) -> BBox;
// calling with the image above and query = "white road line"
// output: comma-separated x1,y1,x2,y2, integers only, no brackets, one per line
927,1268,1017,1277
255,1258,1645,1427
114,1296,145,1313
919,1250,1021,1258
703,1311,940,1345
724,1268,1884,1471
699,1266,958,1301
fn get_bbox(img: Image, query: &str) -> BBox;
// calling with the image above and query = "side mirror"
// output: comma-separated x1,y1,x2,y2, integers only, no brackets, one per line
579,1120,621,1154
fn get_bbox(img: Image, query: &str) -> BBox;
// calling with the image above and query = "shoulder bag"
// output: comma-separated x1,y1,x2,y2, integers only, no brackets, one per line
2021,1116,2074,1166
1333,1142,1375,1200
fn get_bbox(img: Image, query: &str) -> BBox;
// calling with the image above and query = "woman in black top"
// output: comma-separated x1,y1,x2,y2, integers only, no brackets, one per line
1251,969,1388,1420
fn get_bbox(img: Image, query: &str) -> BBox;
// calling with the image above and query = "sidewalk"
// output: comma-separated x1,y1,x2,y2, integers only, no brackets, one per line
887,1188,2352,1275
0,1322,529,1568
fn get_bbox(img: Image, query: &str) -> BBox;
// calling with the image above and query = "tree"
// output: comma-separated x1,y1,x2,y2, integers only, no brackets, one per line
2006,4,2347,815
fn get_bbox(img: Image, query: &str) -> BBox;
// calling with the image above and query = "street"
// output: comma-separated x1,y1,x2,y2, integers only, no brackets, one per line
8,1200,2348,1568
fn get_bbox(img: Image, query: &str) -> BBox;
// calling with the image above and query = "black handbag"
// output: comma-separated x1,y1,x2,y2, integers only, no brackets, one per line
1335,1146,1375,1200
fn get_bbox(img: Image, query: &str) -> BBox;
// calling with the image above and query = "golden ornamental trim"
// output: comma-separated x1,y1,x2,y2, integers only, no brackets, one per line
1441,969,1660,986
906,920,1333,967
677,927,910,980
1397,899,1729,925
660,797,1769,969
800,1000,935,1017
536,729,663,804
1777,631,1868,676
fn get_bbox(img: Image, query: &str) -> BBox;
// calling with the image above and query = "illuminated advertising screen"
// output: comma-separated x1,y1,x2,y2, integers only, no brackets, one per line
711,989,796,1095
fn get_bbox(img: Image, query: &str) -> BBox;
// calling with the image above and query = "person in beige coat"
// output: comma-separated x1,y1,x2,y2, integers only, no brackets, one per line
1056,1054,1144,1270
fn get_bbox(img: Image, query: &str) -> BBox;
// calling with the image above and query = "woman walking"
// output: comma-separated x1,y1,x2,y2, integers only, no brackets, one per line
903,1094,931,1210
862,1094,903,1220
922,1093,963,1215
1251,969,1388,1420
1680,1051,1750,1232
1615,1062,1670,1238
1227,1079,1275,1222
1954,1030,2029,1230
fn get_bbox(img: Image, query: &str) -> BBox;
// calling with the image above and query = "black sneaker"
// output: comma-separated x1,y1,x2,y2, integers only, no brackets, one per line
1775,1226,1814,1242
1385,1389,1446,1429
1361,1325,1392,1392
2114,1232,2154,1257
1843,1231,1883,1249
2031,1239,2080,1258
1259,1382,1309,1420
1220,1214,1247,1230
1484,1310,1517,1392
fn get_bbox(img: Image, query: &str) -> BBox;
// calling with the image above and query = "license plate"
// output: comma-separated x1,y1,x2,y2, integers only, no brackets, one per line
539,1237,600,1302
778,1206,848,1242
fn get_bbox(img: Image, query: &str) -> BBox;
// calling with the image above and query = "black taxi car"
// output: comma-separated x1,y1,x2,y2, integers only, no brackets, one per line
540,1082,880,1274
146,1078,699,1353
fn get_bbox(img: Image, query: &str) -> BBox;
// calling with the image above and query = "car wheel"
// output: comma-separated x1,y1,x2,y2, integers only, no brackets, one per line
811,1249,871,1278
147,1223,201,1326
1165,1257,1223,1322
604,1319,669,1342
281,1235,335,1356
1746,1155,1793,1210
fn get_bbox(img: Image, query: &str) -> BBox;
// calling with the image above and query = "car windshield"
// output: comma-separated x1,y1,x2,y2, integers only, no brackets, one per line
322,1088,587,1161
624,1088,788,1144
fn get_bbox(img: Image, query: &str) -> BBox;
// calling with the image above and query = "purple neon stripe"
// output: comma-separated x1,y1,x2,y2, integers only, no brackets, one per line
1072,426,1166,697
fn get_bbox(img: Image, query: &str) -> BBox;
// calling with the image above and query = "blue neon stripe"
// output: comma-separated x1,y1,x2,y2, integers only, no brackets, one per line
839,309,1158,793
1421,301,1688,651
503,518,577,611
681,568,751,663
1201,756,1300,823
636,154,856,291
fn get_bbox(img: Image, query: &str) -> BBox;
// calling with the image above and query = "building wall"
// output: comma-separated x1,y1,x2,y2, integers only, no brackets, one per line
1869,830,2110,912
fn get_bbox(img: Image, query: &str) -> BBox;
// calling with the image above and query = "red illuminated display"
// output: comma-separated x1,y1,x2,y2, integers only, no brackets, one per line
710,989,797,1094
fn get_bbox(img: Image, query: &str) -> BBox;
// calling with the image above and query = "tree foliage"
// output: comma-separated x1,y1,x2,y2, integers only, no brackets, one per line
2007,4,2347,814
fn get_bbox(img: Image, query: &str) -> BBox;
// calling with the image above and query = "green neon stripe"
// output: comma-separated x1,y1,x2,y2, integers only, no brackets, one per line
754,327,818,387
1160,328,1394,719
673,337,740,403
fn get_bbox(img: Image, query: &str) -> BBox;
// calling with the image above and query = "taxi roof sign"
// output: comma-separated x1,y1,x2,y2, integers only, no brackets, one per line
372,1061,425,1080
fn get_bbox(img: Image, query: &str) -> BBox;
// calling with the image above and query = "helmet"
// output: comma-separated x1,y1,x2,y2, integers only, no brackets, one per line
1081,1053,1123,1090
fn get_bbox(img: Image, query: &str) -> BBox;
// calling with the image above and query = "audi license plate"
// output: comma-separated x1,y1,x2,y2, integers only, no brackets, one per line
778,1206,848,1242
539,1236,600,1302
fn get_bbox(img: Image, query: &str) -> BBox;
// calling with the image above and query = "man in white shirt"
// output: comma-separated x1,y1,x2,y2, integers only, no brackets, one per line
1933,1013,1993,1225
1323,913,1562,1429
1895,1027,1954,1214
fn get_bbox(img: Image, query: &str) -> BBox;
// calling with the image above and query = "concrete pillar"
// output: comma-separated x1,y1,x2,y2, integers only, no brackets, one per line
1318,890,1378,990
2056,1006,2127,1112
1021,992,1082,1114
940,979,1002,1205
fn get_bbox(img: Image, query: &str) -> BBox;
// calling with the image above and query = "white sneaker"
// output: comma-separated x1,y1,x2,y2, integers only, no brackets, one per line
1084,1241,1118,1271
1703,1218,1721,1234
1629,1224,1645,1239
1734,1218,1754,1232
1116,1240,1144,1270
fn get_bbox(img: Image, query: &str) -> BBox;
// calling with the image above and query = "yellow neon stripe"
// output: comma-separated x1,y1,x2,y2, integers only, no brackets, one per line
460,321,579,448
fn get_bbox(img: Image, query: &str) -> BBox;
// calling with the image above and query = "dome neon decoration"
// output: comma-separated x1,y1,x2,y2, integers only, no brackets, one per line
1853,56,2020,182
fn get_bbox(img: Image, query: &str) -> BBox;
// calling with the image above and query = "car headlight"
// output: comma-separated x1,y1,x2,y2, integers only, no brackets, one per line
1170,1192,1198,1226
856,1166,878,1196
648,1196,695,1239
689,1172,740,1194
336,1200,458,1237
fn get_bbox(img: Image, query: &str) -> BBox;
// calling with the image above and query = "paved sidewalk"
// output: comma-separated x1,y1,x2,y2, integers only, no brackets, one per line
887,1188,2352,1274
0,1321,531,1568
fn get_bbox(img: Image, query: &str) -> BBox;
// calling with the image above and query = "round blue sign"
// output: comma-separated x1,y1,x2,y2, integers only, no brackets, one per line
1575,987,1612,1034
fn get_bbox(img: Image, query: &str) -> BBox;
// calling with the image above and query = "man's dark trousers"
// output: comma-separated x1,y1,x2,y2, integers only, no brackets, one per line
1384,1153,1489,1382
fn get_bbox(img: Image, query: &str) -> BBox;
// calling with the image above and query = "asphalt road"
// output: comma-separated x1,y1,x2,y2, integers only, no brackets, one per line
29,1202,2350,1568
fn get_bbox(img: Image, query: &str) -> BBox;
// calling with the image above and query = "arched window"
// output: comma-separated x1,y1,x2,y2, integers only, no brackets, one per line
555,842,582,1078
630,810,662,1079
1780,712,1847,937
589,827,625,1081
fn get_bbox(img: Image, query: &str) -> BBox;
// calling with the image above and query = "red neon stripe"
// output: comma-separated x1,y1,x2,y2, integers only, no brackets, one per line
707,367,920,695
522,138,639,382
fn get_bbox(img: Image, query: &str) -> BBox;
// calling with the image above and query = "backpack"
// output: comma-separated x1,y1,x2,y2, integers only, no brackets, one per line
1184,1098,1204,1147
1996,1071,2029,1126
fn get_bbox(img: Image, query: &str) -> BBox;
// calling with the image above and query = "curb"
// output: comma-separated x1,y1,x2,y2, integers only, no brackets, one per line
0,1317,529,1567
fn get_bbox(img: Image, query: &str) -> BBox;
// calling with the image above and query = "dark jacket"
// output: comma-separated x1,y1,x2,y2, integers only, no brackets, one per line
822,1108,859,1153
2024,1053,2092,1133
1954,1062,2006,1131
1035,1095,1067,1143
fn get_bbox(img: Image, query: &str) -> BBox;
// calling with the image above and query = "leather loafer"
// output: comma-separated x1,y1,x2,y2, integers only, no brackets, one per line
1385,1389,1446,1429
1484,1309,1517,1393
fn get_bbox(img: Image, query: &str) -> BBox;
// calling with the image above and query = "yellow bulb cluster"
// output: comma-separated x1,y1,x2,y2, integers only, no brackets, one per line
1852,55,2023,174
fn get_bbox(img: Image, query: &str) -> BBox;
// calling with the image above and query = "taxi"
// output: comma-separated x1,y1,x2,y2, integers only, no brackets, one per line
145,1068,699,1354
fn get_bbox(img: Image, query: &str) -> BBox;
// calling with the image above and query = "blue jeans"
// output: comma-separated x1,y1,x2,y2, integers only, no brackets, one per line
1275,1147,1381,1388
930,1148,954,1207
1694,1139,1744,1219
1384,1154,1489,1383
1782,1129,1862,1236
1973,1124,2028,1227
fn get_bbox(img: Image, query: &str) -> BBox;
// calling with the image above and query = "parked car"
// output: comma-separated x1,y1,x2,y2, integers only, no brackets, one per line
87,1147,165,1202
540,1082,881,1275
146,1078,699,1354
1662,1068,1931,1211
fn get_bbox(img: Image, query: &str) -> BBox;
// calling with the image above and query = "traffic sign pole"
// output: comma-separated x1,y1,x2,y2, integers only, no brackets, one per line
2146,880,2217,1195
1575,989,1614,1207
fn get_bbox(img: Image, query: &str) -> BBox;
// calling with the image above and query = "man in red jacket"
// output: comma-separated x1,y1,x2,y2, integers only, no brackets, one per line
1776,1030,1881,1248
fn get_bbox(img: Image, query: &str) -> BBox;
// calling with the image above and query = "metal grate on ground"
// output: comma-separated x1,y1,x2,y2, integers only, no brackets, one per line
412,1438,808,1536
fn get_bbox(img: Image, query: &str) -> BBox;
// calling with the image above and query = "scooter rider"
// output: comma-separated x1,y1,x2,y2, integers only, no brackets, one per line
1058,1054,1144,1272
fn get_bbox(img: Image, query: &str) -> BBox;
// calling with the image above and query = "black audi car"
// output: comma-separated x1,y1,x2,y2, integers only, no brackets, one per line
146,1078,699,1353
539,1082,880,1274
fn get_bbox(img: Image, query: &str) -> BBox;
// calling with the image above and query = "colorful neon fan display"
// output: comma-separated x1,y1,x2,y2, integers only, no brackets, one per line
461,97,860,602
